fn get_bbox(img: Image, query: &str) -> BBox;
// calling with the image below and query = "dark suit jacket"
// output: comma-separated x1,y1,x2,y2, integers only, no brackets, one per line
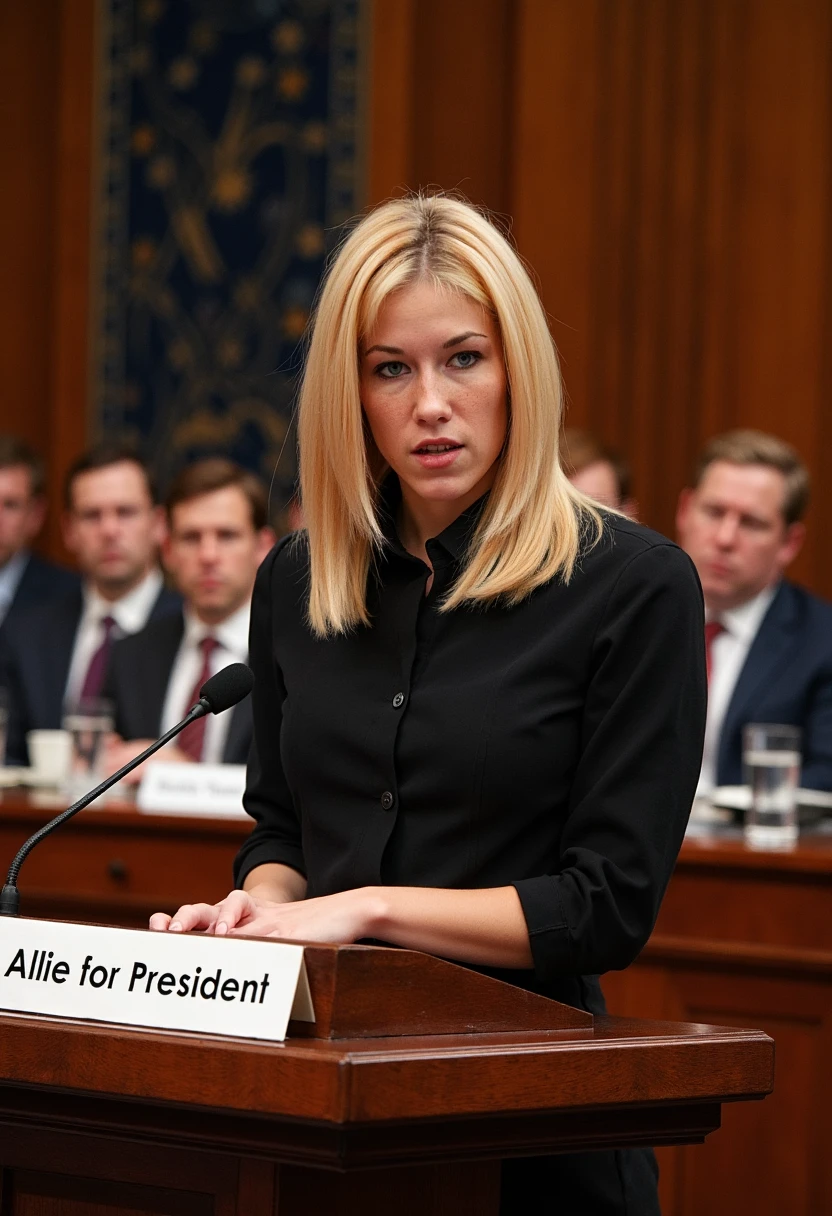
0,580,181,765
102,611,252,765
716,580,832,790
0,553,79,642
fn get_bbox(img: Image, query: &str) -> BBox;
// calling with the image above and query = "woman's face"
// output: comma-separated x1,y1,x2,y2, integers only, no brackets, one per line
359,279,508,521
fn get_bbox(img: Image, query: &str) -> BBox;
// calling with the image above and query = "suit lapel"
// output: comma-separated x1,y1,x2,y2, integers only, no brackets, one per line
148,584,182,623
47,591,84,719
12,555,37,611
718,583,801,773
137,614,185,735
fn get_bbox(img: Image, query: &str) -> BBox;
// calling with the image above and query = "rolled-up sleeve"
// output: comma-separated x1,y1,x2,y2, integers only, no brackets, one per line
512,543,706,981
233,543,306,888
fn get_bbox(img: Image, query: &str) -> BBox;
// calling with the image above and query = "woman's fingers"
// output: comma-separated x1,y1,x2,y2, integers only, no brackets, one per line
213,890,258,935
148,891,263,934
166,902,222,933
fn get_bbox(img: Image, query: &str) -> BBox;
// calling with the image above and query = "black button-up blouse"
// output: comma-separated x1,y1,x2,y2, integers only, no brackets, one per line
235,492,706,1012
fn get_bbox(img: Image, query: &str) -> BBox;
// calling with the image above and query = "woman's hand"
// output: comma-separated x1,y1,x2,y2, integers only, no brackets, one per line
149,886,384,944
148,863,308,934
149,878,533,968
148,890,261,935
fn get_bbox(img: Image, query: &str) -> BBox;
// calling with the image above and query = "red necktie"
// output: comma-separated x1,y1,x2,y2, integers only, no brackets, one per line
79,615,117,702
178,636,218,761
704,620,725,683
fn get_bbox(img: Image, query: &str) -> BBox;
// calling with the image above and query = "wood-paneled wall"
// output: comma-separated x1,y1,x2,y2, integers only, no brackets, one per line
0,0,94,563
1,0,831,595
510,0,832,595
371,0,832,598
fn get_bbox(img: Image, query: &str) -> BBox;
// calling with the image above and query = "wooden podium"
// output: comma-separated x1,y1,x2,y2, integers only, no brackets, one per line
0,941,773,1215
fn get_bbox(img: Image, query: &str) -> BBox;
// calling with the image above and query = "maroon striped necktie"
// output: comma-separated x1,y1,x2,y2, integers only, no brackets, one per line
178,636,219,761
79,615,117,702
704,620,725,684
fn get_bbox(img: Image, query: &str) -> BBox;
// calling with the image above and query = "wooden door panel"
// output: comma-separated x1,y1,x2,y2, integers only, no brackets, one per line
606,961,832,1216
0,1128,244,1216
2,1169,213,1216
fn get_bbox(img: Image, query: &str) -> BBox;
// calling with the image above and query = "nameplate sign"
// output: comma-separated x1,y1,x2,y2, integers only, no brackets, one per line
138,762,248,816
0,918,314,1042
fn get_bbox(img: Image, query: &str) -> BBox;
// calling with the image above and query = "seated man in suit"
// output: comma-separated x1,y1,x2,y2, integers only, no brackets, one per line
103,458,275,775
0,435,78,637
561,428,637,516
677,429,832,793
1,443,179,764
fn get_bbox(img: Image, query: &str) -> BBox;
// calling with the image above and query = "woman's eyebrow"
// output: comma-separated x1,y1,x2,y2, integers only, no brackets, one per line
442,331,487,348
363,331,487,356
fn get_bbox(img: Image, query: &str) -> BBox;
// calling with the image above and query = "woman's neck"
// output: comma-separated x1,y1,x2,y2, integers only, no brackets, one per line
396,482,488,567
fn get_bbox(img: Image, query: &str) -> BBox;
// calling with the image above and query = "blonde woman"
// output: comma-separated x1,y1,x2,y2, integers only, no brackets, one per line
152,196,706,1214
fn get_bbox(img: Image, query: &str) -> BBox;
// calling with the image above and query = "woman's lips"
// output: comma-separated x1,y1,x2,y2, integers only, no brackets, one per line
412,443,463,470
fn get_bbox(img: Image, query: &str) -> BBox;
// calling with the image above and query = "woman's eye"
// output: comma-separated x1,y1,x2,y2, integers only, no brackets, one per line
377,361,407,379
449,351,481,369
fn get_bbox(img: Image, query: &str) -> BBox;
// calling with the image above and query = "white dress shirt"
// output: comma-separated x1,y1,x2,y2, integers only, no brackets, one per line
696,584,778,796
65,569,164,709
160,600,251,764
0,550,29,626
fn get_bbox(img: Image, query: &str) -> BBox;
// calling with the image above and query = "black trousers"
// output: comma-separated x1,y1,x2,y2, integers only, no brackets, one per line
500,1147,661,1215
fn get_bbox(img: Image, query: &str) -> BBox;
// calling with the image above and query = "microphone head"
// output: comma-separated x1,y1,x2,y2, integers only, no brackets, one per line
199,663,254,714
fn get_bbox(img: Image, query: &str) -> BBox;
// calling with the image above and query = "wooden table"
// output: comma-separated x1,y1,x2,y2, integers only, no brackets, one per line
603,828,832,1216
2,791,825,1212
0,789,248,925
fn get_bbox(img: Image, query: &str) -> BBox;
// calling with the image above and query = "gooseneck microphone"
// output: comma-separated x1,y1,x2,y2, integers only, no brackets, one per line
0,662,254,917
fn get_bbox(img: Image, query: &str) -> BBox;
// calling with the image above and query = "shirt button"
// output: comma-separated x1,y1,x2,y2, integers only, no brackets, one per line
380,791,394,811
392,692,405,708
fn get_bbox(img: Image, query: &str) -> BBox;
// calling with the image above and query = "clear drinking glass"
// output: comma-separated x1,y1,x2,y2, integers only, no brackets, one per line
742,723,801,849
62,697,115,803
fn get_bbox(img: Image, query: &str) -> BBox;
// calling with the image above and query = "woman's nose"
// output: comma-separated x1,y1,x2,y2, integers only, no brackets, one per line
412,372,451,421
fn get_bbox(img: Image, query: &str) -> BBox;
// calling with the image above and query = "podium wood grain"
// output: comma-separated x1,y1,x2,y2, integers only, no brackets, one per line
0,1006,771,1216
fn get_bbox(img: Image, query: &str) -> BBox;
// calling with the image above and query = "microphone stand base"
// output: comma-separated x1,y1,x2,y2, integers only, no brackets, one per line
0,884,20,916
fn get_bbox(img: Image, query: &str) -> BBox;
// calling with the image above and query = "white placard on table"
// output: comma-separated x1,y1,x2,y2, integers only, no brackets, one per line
0,918,314,1042
138,762,248,817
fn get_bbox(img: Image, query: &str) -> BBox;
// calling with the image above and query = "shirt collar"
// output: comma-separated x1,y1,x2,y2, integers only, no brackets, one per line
82,568,163,633
711,582,778,644
182,599,250,661
378,475,488,564
0,550,30,605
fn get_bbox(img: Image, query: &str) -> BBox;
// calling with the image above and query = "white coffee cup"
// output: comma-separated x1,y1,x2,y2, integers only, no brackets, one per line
26,729,72,785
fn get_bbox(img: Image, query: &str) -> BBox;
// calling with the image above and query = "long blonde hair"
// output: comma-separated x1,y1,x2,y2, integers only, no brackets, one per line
298,194,600,636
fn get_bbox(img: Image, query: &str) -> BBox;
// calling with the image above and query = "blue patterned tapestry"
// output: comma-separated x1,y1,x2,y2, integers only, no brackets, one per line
93,0,367,520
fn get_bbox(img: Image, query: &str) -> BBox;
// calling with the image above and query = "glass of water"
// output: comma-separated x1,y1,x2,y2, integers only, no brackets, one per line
62,697,115,804
742,723,801,849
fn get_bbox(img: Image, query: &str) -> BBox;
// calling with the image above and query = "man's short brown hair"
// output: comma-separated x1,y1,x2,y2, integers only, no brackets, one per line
165,459,269,531
694,430,810,526
64,442,157,509
0,435,45,497
561,428,632,501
